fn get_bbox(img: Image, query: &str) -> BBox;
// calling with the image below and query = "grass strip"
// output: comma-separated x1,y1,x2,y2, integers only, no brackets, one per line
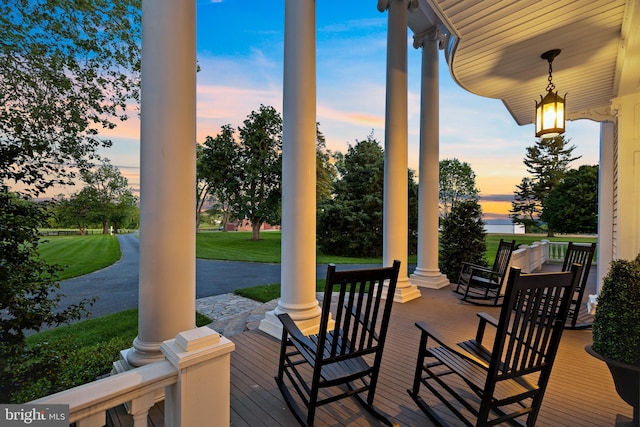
38,234,121,280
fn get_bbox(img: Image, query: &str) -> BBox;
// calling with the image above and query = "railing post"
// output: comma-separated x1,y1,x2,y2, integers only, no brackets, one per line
161,327,235,426
540,240,549,264
522,244,531,273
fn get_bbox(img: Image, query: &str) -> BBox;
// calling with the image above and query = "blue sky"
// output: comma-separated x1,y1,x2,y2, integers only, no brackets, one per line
101,0,601,219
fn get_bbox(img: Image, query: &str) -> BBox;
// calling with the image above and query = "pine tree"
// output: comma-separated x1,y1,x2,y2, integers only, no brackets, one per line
511,135,580,236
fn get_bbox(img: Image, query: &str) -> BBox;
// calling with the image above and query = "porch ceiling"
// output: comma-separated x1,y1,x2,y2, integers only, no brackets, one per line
412,0,640,125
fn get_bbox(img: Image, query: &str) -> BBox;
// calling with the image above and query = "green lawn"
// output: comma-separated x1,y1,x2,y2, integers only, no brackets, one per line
197,231,397,264
39,234,121,280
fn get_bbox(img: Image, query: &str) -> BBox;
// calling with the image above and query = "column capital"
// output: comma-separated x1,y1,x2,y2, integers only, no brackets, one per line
377,0,418,12
413,26,446,49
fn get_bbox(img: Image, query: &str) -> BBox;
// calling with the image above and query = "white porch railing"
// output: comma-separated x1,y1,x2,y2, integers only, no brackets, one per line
33,360,177,427
509,240,570,273
31,326,235,427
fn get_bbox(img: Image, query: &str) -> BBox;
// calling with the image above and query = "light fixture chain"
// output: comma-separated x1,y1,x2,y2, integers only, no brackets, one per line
546,59,555,92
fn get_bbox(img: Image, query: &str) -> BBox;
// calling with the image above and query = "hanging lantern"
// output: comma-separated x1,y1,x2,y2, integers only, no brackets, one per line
535,49,566,139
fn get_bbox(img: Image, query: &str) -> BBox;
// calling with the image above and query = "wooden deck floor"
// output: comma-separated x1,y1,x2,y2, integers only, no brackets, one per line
229,276,632,426
113,267,634,426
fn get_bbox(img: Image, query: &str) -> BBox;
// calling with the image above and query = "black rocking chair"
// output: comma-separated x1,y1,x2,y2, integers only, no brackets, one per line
276,260,401,427
561,242,596,329
455,239,516,306
409,264,582,427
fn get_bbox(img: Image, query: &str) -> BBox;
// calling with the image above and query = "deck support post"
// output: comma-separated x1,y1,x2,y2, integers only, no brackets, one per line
379,0,421,302
259,0,323,338
410,27,450,290
126,0,197,367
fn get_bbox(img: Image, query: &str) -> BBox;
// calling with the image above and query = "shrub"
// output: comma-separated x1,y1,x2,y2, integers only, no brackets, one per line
10,336,130,403
592,253,640,366
439,199,487,282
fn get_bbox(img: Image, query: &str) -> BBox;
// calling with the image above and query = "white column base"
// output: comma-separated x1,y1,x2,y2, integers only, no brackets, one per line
259,301,325,339
410,268,451,289
112,349,134,376
392,277,422,303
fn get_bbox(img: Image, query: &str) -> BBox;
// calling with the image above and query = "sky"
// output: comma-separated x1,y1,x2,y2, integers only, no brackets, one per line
99,0,601,220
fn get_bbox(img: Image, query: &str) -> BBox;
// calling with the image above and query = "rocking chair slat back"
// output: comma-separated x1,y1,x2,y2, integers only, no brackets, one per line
409,264,582,426
492,264,582,379
276,260,401,427
561,242,596,328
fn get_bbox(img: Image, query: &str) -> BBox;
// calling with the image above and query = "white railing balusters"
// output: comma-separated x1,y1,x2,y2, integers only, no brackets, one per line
510,240,593,272
131,392,156,427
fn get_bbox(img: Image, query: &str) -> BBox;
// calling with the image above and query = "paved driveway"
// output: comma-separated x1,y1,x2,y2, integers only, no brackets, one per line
59,233,382,320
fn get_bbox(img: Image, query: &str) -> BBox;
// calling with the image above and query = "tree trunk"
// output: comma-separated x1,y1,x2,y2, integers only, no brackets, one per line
221,211,231,232
102,220,109,234
251,221,262,240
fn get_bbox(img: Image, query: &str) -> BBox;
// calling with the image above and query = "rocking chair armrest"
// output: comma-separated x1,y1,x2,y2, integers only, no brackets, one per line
460,261,486,273
475,312,499,344
415,321,489,369
477,312,499,327
278,313,316,352
467,264,501,276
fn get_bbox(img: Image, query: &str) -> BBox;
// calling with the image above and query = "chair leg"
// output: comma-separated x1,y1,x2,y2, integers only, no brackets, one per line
462,280,473,302
276,330,288,385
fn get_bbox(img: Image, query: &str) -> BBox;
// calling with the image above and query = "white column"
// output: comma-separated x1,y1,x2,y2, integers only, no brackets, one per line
379,0,421,303
259,0,321,338
410,28,450,289
596,121,614,294
127,0,197,366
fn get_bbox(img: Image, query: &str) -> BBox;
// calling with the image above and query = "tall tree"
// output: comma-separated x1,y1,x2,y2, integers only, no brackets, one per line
542,165,599,234
198,124,242,231
54,187,101,234
195,144,211,230
509,177,540,233
317,134,384,257
1,0,141,196
511,135,580,236
439,158,480,219
439,199,487,282
78,161,137,234
315,123,337,207
0,0,139,401
237,105,283,240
